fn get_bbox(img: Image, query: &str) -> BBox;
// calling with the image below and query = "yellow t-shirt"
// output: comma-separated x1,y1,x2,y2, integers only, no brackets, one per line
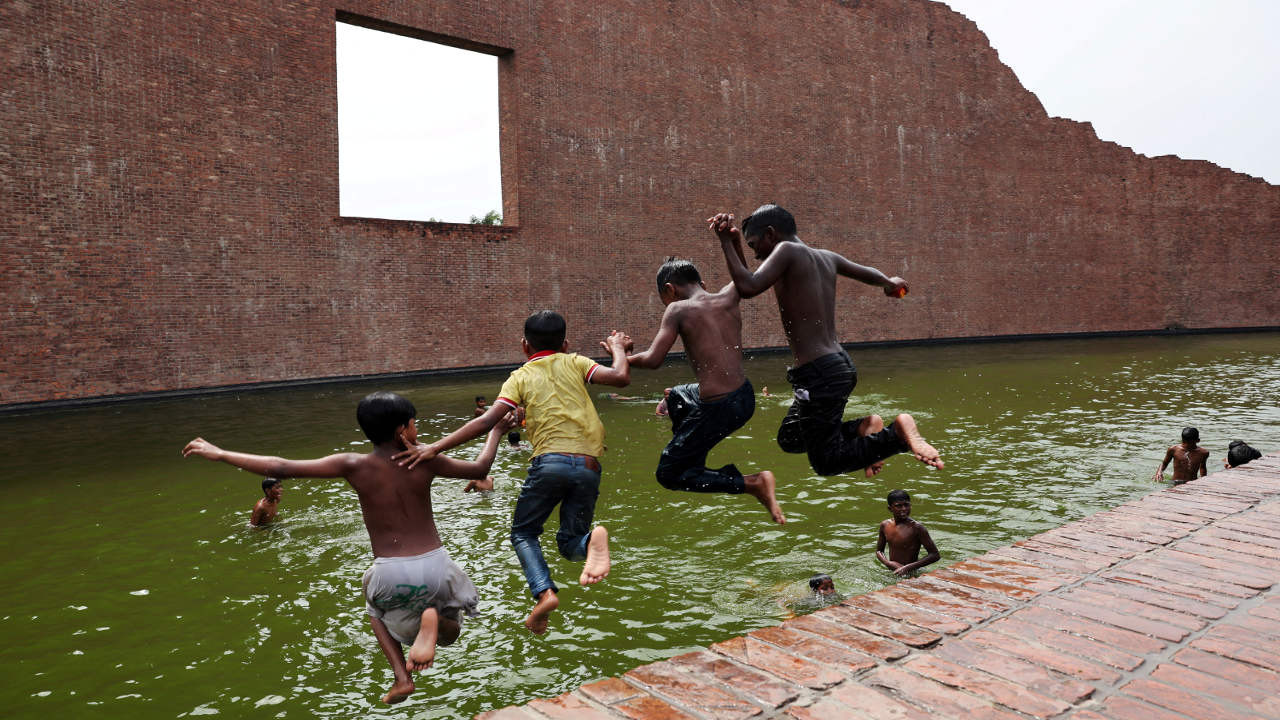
496,352,605,457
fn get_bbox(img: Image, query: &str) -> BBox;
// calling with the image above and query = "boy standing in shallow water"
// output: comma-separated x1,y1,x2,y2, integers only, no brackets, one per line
628,257,784,523
1155,426,1210,484
708,205,943,477
876,489,940,577
183,392,513,704
250,478,283,526
397,311,631,635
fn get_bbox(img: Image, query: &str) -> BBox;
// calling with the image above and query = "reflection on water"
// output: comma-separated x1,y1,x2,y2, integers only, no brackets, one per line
1,333,1278,718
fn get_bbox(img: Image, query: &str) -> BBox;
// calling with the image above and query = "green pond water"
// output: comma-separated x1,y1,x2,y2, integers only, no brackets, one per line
3,332,1278,719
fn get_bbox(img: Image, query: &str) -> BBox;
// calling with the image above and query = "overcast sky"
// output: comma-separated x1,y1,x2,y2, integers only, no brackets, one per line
336,1,1278,222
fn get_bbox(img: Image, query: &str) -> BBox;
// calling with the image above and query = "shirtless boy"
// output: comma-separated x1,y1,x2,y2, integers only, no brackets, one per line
628,258,784,523
183,391,513,704
250,478,282,526
396,311,629,635
1155,427,1210,484
876,489,940,577
708,204,942,477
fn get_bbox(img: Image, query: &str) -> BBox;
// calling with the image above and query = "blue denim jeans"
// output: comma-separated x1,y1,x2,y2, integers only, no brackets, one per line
509,453,601,599
655,380,753,493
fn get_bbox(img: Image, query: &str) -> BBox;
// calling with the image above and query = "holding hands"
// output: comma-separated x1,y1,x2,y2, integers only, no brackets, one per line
601,330,633,353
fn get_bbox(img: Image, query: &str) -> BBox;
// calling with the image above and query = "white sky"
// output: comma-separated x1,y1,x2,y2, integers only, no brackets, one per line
335,3,1278,222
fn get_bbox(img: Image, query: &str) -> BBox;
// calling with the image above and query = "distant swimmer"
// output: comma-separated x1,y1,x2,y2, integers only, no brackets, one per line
628,257,784,524
473,395,488,418
809,573,836,597
876,490,940,578
709,205,942,478
1155,427,1209,484
250,477,283,526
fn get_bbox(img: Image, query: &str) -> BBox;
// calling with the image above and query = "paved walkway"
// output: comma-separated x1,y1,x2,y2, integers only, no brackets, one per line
479,455,1280,720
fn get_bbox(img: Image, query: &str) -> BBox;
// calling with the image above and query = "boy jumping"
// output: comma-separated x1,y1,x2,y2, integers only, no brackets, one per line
708,204,943,477
397,311,631,634
628,257,784,523
183,391,512,704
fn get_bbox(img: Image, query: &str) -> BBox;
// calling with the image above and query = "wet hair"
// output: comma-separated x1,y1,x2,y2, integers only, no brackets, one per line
1182,427,1200,444
262,477,282,494
1227,440,1262,468
809,573,833,591
475,395,485,404
740,203,797,240
356,391,417,445
655,257,701,294
887,489,910,504
507,431,521,447
524,310,567,352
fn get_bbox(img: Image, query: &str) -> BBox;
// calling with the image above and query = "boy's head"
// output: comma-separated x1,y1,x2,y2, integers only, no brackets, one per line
523,310,567,354
475,395,486,407
809,573,835,596
1182,427,1200,445
262,477,282,500
356,391,417,446
740,203,797,261
655,257,703,304
1227,440,1262,468
887,489,911,520
507,430,521,447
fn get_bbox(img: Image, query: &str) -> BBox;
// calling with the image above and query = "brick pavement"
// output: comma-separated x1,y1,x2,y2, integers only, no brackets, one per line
479,454,1280,719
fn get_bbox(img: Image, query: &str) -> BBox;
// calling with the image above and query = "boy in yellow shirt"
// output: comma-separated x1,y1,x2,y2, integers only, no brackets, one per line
397,311,631,634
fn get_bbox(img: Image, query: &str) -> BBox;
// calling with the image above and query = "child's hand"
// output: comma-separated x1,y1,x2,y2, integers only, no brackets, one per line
893,566,913,577
884,277,908,298
182,437,223,461
705,212,740,243
465,476,495,493
601,330,632,352
496,410,519,433
393,442,438,470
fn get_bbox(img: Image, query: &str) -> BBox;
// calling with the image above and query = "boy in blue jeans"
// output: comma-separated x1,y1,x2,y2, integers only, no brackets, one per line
398,311,631,634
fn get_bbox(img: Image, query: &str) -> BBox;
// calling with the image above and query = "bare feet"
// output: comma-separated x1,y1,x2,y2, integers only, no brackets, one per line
744,471,786,524
525,589,559,635
893,414,944,469
858,415,887,477
579,525,611,585
865,460,885,477
405,607,438,672
381,678,415,704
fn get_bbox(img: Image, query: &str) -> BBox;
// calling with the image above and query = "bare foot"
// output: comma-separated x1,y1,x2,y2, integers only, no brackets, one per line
405,607,438,671
524,589,559,635
579,525,611,585
744,471,786,524
864,460,885,477
893,414,944,469
381,678,415,704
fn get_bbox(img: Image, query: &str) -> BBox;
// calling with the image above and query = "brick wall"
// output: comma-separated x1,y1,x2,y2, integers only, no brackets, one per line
3,0,1277,405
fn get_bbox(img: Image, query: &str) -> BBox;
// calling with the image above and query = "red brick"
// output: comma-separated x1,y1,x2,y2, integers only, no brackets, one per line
475,707,540,720
578,677,642,705
948,559,1071,593
904,576,1018,612
1012,606,1167,655
1102,571,1242,610
842,592,970,635
1207,528,1280,549
1172,647,1280,695
1084,579,1229,620
820,604,943,647
670,648,802,704
1150,662,1280,718
1014,539,1115,571
1121,677,1260,720
878,583,999,623
748,625,878,672
709,636,844,690
1054,587,1205,634
986,546,1096,575
785,614,911,661
1096,695,1198,720
862,666,1025,720
965,628,1123,683
902,655,1072,718
933,638,1095,704
786,692,929,720
527,693,615,720
614,695,700,720
1107,562,1257,599
624,662,760,720
1191,629,1280,672
824,682,935,719
1153,548,1277,588
928,568,1040,601
1178,536,1280,569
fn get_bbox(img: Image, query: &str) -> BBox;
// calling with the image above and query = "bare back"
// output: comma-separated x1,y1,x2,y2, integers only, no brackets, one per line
673,284,747,397
772,243,843,366
345,451,443,558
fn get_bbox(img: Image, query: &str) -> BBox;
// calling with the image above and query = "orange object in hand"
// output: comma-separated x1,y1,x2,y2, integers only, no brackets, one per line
891,286,907,298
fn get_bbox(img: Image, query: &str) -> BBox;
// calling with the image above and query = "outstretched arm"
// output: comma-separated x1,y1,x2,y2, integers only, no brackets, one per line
628,307,681,369
1154,446,1174,481
396,402,511,469
832,254,908,297
429,412,516,481
591,331,632,387
183,438,358,479
896,527,941,576
707,212,793,298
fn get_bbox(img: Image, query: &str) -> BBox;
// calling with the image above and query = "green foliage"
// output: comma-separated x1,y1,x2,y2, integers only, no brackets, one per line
469,210,502,225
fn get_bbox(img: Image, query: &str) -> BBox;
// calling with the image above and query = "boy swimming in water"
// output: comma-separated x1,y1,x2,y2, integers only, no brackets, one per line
628,257,784,523
708,205,942,477
250,478,282,526
396,311,630,635
876,489,940,577
183,391,513,704
1155,427,1210,484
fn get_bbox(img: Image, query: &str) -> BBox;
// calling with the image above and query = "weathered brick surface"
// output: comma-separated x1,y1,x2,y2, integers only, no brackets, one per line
902,654,1072,718
5,0,1278,406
